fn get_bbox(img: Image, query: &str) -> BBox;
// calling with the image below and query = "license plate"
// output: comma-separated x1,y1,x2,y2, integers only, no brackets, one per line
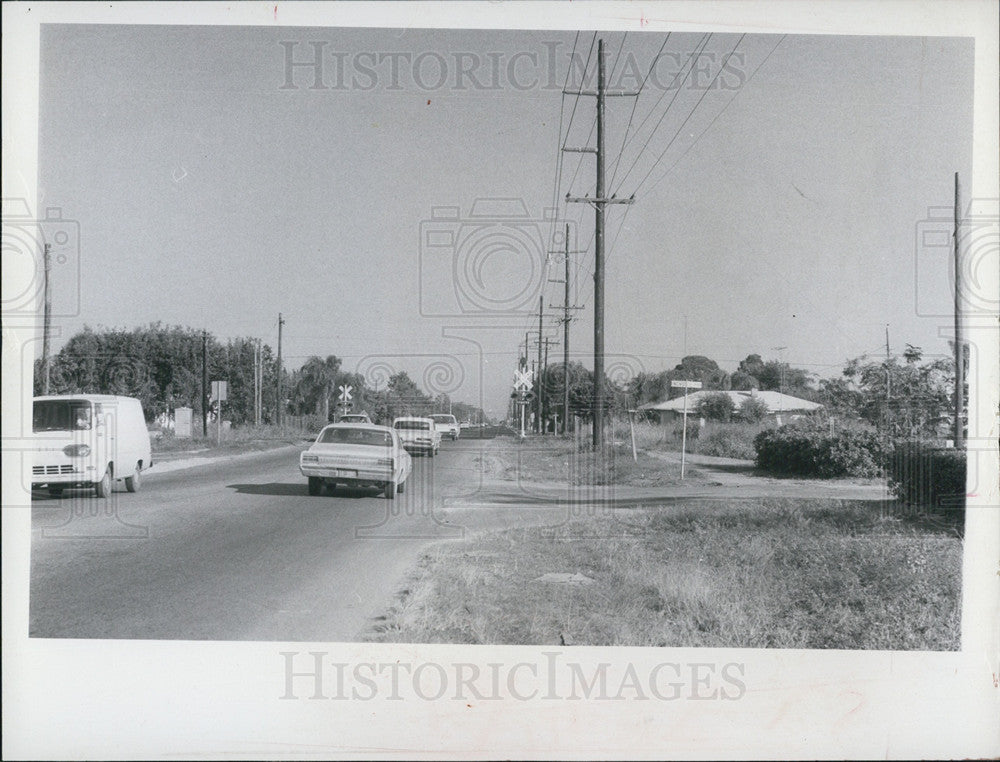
334,469,357,478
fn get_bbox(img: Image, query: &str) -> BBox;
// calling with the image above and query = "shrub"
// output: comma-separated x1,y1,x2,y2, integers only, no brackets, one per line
754,425,884,478
673,420,700,441
696,392,736,422
886,442,966,510
699,426,757,459
738,395,769,423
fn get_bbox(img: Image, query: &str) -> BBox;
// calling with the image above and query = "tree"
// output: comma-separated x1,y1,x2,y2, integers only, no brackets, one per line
697,392,736,422
729,370,760,391
38,324,280,425
738,354,765,379
825,352,954,438
293,355,342,420
738,395,769,423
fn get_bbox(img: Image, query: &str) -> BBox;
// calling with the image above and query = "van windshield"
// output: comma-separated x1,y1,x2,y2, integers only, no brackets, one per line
33,400,94,432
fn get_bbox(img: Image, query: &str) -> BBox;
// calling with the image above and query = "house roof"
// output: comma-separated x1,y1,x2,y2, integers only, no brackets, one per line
638,390,823,414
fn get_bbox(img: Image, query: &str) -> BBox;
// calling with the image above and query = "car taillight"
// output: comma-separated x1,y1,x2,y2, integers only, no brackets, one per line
63,444,91,457
301,454,319,463
377,457,394,468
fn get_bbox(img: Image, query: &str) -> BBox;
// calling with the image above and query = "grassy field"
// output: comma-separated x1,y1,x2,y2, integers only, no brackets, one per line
366,498,961,650
477,436,702,486
150,423,314,454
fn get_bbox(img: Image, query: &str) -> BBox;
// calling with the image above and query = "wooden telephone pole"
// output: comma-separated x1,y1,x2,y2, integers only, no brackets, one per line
276,313,284,426
549,223,585,434
953,172,965,447
565,38,635,450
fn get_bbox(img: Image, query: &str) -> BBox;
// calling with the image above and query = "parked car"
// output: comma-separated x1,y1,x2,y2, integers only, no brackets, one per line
392,416,441,456
31,394,152,497
337,412,373,425
300,423,412,499
430,413,460,441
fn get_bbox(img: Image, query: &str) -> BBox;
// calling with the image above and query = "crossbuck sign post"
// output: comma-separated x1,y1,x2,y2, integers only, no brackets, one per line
671,380,702,479
513,369,533,440
338,384,353,418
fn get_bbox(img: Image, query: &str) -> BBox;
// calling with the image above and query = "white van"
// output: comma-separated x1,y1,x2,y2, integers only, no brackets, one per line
31,395,152,497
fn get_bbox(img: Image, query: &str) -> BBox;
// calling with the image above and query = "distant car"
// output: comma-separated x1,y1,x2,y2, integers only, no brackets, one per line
392,416,441,456
459,421,471,430
300,423,412,499
337,412,372,425
31,394,152,498
430,413,460,441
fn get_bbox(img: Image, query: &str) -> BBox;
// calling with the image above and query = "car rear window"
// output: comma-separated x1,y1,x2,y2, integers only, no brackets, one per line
394,420,429,430
319,428,391,446
431,415,456,424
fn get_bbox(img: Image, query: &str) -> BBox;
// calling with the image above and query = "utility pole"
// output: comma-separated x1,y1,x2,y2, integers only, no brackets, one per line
549,223,585,435
565,37,636,451
537,295,544,434
953,171,965,447
276,313,284,427
41,242,52,394
885,324,892,401
201,330,208,436
253,339,262,426
542,337,560,434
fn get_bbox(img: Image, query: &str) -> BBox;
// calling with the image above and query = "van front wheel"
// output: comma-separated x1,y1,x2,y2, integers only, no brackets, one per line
94,466,113,498
125,464,142,493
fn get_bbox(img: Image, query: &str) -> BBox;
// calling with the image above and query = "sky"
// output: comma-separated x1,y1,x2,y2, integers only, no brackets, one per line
34,25,974,416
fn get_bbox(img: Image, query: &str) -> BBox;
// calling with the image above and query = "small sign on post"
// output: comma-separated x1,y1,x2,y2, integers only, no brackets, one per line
671,380,702,479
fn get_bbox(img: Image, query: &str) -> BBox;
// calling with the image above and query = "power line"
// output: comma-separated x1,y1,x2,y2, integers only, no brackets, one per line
628,33,747,198
607,32,672,192
610,33,712,194
642,34,786,197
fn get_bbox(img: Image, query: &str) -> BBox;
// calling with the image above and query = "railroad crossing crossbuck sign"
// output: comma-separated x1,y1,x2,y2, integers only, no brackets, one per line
513,369,533,391
338,384,353,401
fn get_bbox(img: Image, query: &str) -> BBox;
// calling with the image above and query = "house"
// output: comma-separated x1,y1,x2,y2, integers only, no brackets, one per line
638,389,822,424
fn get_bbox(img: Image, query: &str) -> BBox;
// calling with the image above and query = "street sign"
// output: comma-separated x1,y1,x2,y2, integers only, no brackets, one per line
513,369,533,391
670,380,702,389
211,380,228,401
338,384,353,401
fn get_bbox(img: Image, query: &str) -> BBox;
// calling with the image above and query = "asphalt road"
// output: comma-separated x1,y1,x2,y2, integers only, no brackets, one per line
29,431,887,641
29,439,499,641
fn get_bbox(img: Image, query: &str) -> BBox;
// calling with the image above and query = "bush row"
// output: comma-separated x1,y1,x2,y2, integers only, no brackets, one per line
754,424,968,509
884,442,967,509
753,426,885,478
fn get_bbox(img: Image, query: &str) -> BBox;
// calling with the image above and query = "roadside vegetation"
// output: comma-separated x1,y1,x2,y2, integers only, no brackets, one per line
150,421,316,455
367,497,962,650
477,435,702,486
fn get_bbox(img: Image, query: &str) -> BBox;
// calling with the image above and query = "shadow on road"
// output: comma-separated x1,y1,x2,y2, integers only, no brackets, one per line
226,482,382,499
226,482,309,497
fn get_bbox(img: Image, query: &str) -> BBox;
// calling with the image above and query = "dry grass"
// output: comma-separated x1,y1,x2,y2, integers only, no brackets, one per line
151,423,313,454
366,498,962,650
478,436,701,486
